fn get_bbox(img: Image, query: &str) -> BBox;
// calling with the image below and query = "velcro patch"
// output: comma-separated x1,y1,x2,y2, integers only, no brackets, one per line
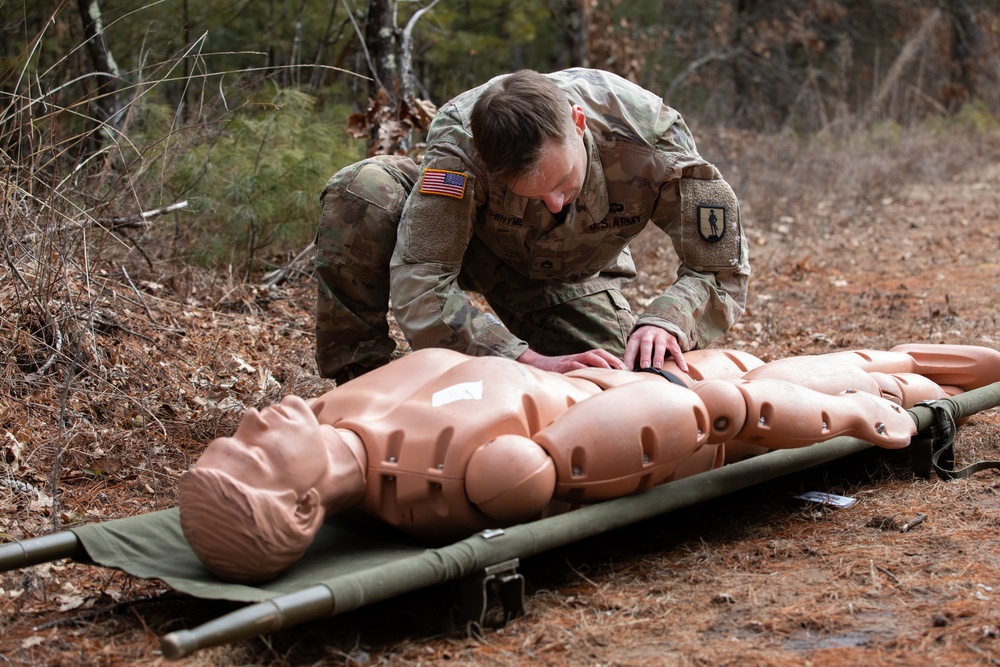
679,177,742,270
420,169,468,199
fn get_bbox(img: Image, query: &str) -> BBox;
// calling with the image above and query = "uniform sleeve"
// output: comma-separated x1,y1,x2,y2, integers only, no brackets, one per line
389,134,529,360
635,238,750,350
639,119,750,350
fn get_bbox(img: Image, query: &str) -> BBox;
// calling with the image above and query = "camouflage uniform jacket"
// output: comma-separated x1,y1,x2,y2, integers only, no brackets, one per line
390,68,750,360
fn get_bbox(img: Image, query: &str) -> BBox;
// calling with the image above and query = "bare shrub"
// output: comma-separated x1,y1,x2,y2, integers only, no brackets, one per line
0,5,362,536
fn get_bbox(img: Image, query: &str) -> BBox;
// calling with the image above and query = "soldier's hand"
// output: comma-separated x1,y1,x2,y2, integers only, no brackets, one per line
517,348,628,373
624,325,688,373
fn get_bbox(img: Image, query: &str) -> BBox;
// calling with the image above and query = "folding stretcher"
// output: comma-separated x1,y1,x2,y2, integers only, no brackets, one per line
2,385,998,660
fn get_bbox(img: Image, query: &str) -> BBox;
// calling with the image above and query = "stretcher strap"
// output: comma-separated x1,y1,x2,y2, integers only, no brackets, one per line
910,399,1000,480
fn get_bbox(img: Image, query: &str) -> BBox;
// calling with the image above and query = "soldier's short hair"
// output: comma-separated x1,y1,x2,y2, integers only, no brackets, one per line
471,70,573,183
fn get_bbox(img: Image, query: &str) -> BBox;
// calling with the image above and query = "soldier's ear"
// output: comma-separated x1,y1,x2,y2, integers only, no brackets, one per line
570,104,587,134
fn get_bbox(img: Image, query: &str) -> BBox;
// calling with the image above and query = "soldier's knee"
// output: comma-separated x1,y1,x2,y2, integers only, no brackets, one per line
317,158,416,272
345,162,410,213
321,156,416,212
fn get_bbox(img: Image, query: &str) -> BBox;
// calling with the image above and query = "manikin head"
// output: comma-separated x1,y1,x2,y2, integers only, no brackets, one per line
179,395,365,583
471,69,588,214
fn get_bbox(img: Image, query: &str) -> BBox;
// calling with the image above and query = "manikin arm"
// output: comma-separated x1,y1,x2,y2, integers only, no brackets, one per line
467,372,921,523
813,344,1000,392
890,343,1000,390
696,378,917,449
447,347,996,527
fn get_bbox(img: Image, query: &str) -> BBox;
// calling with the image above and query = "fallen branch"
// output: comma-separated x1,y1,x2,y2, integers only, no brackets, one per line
262,241,315,288
98,200,189,231
18,200,190,244
664,50,740,101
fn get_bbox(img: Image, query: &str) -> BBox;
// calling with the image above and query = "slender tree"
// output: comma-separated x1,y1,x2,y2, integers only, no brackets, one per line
945,0,986,109
349,0,440,156
76,0,121,143
550,0,588,68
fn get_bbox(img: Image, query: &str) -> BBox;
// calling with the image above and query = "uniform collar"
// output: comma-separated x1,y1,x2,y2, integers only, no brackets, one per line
501,128,609,222
577,128,608,221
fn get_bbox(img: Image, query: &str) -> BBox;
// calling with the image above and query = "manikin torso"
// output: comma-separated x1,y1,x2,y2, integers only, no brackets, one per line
309,350,644,542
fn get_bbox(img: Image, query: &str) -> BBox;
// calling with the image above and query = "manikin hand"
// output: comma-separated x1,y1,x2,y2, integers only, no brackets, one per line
624,325,688,373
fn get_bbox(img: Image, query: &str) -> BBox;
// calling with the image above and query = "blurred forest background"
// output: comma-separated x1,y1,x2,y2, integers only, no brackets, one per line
1,0,1000,415
3,0,998,272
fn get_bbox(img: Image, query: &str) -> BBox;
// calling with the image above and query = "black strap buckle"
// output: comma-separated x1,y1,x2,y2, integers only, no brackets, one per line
634,366,688,387
910,400,956,479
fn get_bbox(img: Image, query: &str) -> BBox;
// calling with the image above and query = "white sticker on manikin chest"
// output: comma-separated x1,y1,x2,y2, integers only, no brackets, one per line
431,380,484,407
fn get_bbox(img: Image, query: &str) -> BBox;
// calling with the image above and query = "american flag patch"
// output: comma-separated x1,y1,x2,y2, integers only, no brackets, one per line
420,169,468,198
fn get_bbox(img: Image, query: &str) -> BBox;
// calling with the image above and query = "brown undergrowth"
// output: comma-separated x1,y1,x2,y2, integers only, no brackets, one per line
2,126,1000,666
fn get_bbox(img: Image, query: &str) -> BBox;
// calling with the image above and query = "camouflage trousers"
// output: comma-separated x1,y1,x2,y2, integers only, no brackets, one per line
315,157,636,384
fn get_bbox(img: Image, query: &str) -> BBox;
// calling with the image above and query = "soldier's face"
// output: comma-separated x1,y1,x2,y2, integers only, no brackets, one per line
510,105,588,214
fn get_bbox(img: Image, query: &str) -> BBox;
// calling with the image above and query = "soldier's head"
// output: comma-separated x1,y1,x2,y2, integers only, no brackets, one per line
471,70,588,213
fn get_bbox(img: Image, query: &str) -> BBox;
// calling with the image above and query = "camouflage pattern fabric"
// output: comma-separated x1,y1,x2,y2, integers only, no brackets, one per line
390,67,750,360
315,156,420,382
486,289,636,359
315,159,637,379
317,68,750,381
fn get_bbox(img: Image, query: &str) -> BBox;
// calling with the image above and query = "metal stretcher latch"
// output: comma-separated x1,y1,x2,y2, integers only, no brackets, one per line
459,558,525,628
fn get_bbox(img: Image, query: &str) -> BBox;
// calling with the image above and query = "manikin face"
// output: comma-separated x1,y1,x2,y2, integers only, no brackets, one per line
195,395,330,494
509,105,589,214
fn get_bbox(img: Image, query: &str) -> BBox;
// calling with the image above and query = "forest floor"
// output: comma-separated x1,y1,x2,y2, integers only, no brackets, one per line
2,127,1000,666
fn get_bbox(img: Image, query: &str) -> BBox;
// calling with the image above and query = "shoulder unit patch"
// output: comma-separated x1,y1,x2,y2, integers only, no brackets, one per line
697,205,726,243
679,177,742,271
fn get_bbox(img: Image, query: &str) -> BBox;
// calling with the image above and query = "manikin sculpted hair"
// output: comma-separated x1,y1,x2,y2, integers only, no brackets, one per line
179,466,316,583
470,69,575,183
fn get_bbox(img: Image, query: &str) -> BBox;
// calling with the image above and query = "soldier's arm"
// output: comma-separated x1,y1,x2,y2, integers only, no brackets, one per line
637,113,750,351
390,112,528,360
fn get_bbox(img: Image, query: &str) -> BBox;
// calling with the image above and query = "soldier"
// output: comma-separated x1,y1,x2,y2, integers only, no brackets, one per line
316,68,749,385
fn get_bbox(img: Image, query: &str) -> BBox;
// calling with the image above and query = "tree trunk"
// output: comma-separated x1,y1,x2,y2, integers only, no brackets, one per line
364,0,397,102
349,0,440,157
731,0,756,125
76,0,121,136
552,0,588,68
946,0,982,109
